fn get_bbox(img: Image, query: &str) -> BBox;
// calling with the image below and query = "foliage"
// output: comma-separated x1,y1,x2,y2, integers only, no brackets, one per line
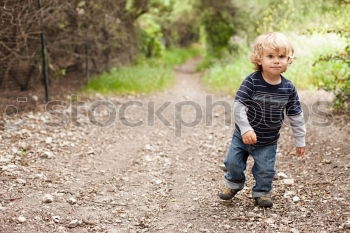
0,0,140,91
309,0,350,111
132,0,200,58
137,14,165,57
197,0,236,68
200,0,350,107
284,33,347,88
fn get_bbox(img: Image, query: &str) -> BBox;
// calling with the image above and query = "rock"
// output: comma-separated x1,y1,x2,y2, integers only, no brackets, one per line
43,194,54,203
67,219,81,228
52,216,61,223
82,217,98,225
67,197,77,205
293,196,300,203
18,216,27,223
32,95,39,102
283,179,295,185
277,172,288,179
145,144,152,151
42,151,55,159
264,218,275,224
290,228,300,233
343,220,350,229
0,164,18,172
322,159,331,164
154,179,162,185
284,191,296,198
34,173,46,180
45,137,53,144
16,179,27,185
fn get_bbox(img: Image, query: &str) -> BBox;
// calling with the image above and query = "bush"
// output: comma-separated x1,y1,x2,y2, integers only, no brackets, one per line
312,46,350,110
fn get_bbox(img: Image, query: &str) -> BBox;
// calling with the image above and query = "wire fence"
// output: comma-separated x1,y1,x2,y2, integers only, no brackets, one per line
0,0,138,101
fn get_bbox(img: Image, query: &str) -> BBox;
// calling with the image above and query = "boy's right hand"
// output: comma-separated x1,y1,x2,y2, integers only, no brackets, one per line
242,130,257,145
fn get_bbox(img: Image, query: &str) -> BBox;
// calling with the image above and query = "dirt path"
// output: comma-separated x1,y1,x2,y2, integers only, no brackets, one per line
0,58,349,233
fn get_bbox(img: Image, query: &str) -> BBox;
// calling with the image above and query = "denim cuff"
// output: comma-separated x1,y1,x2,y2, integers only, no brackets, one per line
252,191,270,198
226,179,244,190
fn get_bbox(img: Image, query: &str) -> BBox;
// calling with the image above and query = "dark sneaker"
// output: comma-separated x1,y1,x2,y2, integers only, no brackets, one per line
254,196,273,208
218,187,239,200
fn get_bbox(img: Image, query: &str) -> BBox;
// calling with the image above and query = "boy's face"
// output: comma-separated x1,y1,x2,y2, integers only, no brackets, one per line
258,48,290,78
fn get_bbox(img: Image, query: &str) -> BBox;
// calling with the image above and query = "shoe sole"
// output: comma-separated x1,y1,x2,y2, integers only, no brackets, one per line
254,200,273,208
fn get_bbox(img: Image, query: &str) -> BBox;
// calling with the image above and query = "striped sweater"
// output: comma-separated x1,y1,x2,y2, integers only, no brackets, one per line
234,71,306,147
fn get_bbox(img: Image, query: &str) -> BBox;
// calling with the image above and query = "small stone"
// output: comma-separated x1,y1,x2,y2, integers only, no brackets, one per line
293,196,300,203
277,172,288,179
18,216,26,223
145,144,152,151
290,228,300,233
42,151,55,159
45,137,53,144
43,194,54,203
52,215,61,223
323,159,331,164
115,218,122,223
34,173,46,179
82,217,98,225
154,179,162,185
67,197,77,205
284,191,296,198
32,95,39,101
16,179,27,185
283,179,295,185
0,164,18,172
264,218,275,224
343,220,350,229
67,219,81,228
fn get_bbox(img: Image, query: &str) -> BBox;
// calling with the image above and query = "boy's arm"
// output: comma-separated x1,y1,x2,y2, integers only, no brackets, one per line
234,73,256,135
285,85,306,147
234,101,254,135
287,113,306,147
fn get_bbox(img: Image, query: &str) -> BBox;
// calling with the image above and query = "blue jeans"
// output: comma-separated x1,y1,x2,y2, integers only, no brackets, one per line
224,130,277,198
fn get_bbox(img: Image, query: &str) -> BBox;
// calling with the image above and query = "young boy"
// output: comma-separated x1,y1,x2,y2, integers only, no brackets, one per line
218,32,306,208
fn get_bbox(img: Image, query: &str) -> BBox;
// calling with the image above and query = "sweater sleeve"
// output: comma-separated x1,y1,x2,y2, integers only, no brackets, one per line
286,85,306,147
234,74,255,135
287,113,306,147
234,101,253,135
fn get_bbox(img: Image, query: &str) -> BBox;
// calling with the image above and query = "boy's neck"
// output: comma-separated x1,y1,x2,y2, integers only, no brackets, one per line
261,71,281,85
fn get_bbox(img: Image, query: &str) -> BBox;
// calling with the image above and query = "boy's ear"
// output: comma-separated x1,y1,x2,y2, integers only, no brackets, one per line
257,59,262,65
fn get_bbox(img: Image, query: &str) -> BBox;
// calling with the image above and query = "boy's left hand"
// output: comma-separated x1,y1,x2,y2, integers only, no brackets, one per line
296,147,305,156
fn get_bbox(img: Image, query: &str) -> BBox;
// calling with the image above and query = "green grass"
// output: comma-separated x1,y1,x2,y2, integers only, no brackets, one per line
202,53,252,94
84,47,200,94
203,33,347,94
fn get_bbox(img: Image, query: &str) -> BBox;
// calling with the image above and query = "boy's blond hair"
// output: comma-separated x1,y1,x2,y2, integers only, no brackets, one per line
250,32,294,71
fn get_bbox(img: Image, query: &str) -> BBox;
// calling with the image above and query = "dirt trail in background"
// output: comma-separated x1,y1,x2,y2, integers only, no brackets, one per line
0,58,349,233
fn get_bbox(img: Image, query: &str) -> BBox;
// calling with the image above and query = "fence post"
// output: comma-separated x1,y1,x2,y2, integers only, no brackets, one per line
85,41,90,83
38,0,49,102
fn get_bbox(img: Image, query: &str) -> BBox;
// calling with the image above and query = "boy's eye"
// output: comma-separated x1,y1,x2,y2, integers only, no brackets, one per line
279,55,286,59
267,55,274,58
